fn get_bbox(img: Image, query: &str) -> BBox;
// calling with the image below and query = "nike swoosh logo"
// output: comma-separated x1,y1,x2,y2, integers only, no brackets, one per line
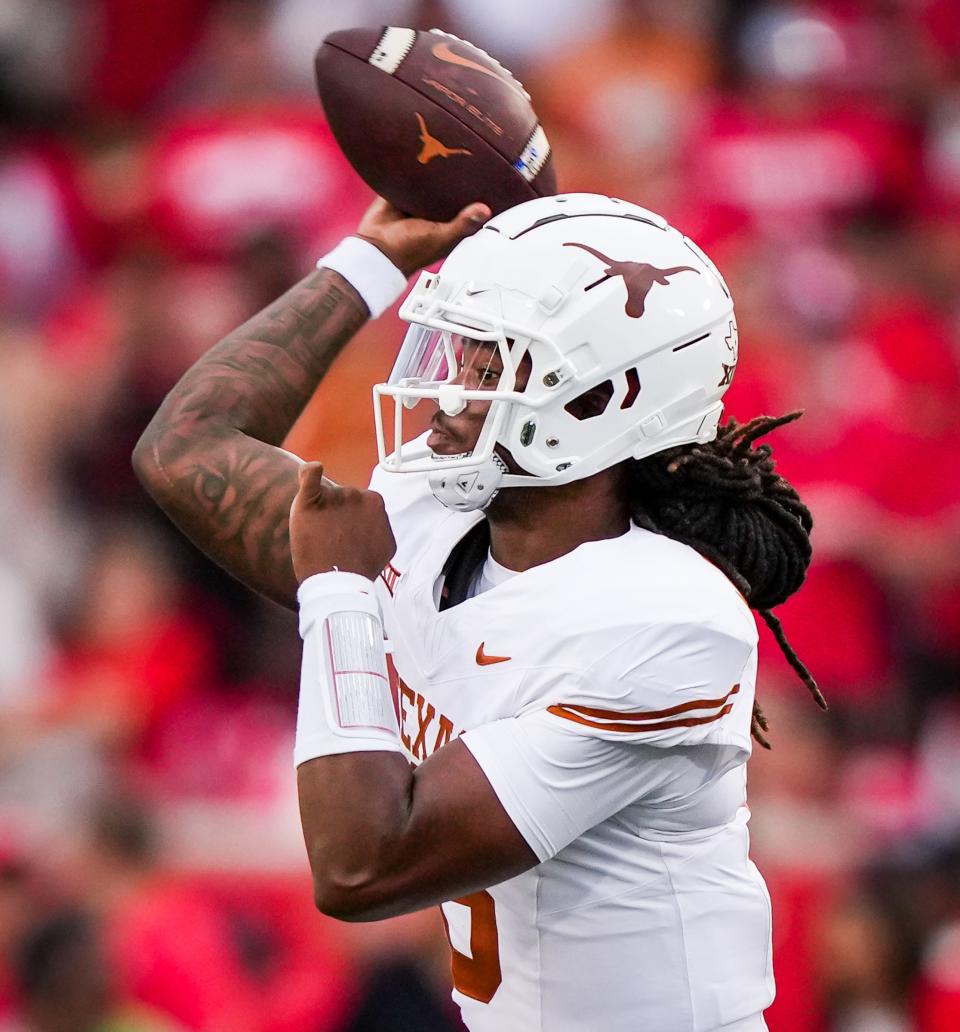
476,643,511,666
431,41,526,96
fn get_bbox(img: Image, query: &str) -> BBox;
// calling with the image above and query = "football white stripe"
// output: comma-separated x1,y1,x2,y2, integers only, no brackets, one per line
515,124,550,182
368,27,417,74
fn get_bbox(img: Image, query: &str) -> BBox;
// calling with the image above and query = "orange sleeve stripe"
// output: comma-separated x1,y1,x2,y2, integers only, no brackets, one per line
547,702,735,733
556,683,740,723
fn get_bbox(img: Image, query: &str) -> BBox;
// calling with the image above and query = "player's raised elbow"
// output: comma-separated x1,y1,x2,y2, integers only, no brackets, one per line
131,430,160,493
132,403,184,493
131,414,192,504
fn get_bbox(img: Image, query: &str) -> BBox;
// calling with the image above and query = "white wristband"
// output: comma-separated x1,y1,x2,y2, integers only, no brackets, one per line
316,237,408,318
295,571,402,767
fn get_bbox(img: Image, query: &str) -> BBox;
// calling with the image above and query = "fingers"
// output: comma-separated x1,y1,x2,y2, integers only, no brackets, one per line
442,202,492,243
297,461,327,504
417,202,491,265
353,198,492,279
459,201,493,224
358,196,404,231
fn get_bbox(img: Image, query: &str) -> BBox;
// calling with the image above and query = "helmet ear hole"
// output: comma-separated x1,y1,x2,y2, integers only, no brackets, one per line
564,380,615,421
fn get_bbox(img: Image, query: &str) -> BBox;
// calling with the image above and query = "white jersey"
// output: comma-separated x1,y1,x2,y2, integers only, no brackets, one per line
370,455,774,1032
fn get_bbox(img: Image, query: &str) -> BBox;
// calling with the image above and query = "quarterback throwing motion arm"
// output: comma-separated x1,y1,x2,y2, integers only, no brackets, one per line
132,200,487,608
133,267,364,607
132,199,544,911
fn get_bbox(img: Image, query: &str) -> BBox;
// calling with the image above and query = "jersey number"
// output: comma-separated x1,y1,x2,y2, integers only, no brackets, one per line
441,890,502,1004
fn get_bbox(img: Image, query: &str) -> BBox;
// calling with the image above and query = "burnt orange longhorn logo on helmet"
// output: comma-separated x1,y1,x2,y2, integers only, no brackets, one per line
415,113,472,165
563,243,699,318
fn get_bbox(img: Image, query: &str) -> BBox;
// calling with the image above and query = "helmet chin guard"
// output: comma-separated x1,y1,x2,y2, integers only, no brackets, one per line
373,193,738,513
428,452,508,512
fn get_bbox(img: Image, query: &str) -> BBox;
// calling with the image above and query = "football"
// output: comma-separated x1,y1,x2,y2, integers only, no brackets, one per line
314,26,556,222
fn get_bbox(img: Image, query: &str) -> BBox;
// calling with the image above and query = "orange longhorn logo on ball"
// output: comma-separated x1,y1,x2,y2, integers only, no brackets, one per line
415,113,472,164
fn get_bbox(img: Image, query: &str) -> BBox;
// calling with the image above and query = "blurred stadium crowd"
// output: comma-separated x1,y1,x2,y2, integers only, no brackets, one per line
0,0,959,1029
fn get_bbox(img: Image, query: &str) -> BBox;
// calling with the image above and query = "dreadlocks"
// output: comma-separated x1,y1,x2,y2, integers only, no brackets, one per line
628,411,826,748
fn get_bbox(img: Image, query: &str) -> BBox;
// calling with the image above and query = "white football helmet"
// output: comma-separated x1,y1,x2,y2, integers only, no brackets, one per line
373,193,738,511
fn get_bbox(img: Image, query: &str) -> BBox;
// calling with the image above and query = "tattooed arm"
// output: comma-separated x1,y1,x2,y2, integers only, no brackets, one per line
132,199,490,609
133,269,365,608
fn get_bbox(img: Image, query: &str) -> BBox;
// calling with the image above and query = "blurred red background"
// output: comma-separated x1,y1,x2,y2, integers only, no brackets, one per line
1,1,959,1030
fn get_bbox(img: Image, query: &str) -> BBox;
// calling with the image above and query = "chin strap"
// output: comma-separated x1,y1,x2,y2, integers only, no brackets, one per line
429,452,509,511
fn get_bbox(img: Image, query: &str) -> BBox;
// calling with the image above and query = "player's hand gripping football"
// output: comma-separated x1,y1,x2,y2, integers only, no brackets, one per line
289,462,397,583
357,196,491,277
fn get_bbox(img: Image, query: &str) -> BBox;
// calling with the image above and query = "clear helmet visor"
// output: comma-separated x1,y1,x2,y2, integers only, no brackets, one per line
388,326,515,391
388,324,452,384
375,322,533,472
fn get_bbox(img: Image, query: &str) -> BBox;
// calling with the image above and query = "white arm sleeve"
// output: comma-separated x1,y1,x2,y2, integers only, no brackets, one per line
461,711,746,863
